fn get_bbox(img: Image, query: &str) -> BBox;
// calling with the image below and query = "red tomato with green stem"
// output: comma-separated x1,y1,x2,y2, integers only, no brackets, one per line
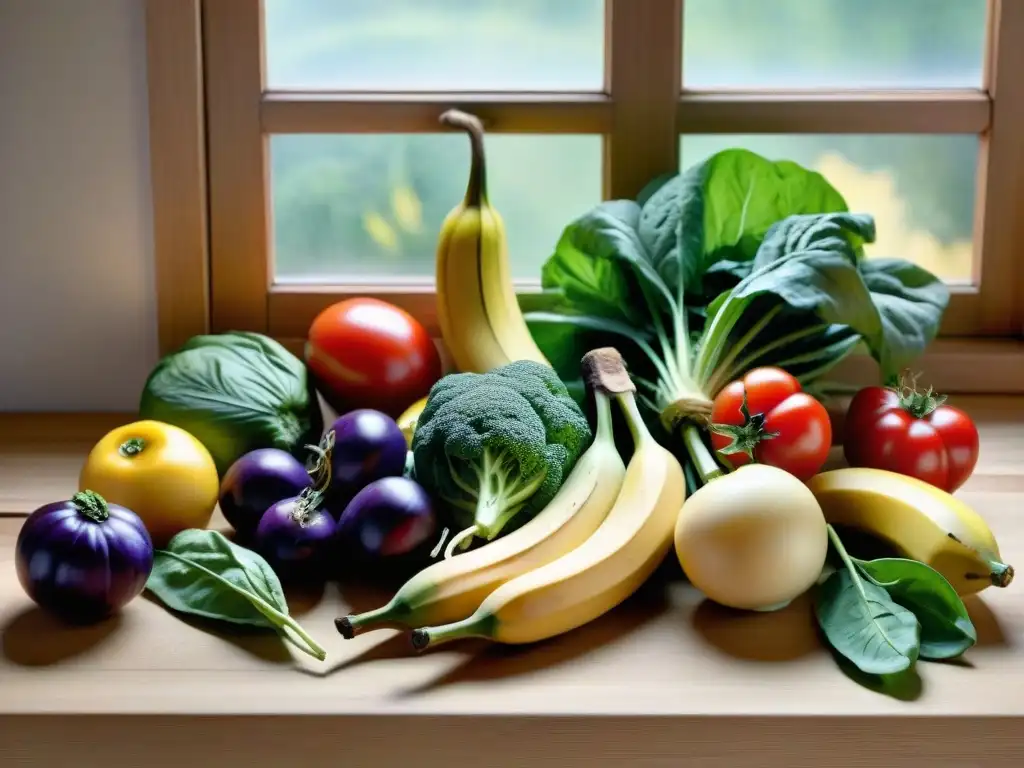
709,367,832,482
305,298,442,418
843,379,979,493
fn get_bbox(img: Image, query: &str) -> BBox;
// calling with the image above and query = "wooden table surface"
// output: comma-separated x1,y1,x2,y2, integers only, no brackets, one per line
1,404,1022,766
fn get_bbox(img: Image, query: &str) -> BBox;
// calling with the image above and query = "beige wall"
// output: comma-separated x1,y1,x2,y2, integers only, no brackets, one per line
0,0,158,411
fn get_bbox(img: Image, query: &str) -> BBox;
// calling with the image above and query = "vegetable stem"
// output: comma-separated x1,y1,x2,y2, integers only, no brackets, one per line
118,437,146,458
705,305,783,395
716,322,829,390
440,109,487,206
72,490,110,523
682,425,723,485
335,600,411,638
279,615,328,661
593,390,614,444
410,613,495,651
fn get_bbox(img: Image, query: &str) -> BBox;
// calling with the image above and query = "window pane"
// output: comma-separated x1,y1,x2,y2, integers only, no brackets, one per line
264,0,605,91
683,0,987,89
679,135,977,283
271,134,602,281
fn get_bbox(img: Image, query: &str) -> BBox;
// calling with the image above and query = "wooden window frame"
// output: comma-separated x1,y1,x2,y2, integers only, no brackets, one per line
147,0,1024,392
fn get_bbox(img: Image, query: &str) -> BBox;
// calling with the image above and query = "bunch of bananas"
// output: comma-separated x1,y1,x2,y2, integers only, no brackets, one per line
337,347,686,647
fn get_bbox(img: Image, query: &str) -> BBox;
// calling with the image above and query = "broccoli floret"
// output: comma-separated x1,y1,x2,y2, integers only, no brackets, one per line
412,360,592,555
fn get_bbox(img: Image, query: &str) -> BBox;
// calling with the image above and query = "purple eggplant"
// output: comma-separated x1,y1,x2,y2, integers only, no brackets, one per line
320,409,408,507
335,476,437,560
254,490,336,582
219,448,313,538
15,491,154,623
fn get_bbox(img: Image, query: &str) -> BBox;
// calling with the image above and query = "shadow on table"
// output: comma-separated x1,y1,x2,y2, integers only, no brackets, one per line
964,594,1009,647
690,591,821,662
1,605,122,666
396,580,673,696
139,593,295,665
299,632,413,678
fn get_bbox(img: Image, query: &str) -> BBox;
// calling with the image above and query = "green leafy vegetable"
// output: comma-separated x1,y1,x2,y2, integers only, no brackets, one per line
139,332,322,475
854,557,977,660
412,360,592,555
815,526,920,676
146,529,326,661
525,149,949,475
815,525,978,689
638,149,851,294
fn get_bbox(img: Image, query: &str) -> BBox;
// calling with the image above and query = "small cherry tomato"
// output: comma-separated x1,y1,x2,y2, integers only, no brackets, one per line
710,367,832,482
305,298,442,418
843,380,979,493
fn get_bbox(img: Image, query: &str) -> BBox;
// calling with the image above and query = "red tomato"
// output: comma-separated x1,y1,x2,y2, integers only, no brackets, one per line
710,367,832,482
843,384,979,492
305,298,442,418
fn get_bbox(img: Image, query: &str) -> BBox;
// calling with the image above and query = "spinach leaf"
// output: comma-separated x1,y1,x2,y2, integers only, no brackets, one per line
702,213,945,383
638,149,849,294
855,558,977,660
754,212,874,270
859,259,949,384
815,565,921,676
146,529,326,660
539,201,648,327
815,525,921,676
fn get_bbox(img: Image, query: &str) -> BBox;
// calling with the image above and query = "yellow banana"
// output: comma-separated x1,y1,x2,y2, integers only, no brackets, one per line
808,467,1013,596
335,382,625,638
396,396,428,449
435,109,550,374
411,348,685,649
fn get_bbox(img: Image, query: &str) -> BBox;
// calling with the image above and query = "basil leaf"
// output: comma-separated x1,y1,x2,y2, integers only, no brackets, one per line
855,558,977,660
815,567,921,676
146,530,326,660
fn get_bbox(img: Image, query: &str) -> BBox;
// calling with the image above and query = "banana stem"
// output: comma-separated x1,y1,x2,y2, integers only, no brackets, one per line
440,109,487,207
410,613,495,652
335,599,411,639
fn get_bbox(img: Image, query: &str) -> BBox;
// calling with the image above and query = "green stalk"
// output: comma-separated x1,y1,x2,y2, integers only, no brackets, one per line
411,612,495,651
720,323,829,386
693,295,745,385
682,425,723,484
703,304,783,395
640,281,686,397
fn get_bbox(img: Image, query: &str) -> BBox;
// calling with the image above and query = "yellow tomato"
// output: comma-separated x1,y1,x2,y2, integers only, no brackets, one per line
79,420,219,546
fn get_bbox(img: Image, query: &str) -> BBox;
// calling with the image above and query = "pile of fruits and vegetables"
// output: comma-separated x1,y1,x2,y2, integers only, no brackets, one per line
15,109,1013,694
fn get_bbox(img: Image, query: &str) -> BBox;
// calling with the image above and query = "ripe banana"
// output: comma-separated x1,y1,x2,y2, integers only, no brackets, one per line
335,388,625,638
808,467,1013,596
410,348,686,649
435,109,550,374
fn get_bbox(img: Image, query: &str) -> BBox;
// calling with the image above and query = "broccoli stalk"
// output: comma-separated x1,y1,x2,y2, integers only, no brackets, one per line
444,447,548,556
412,360,593,558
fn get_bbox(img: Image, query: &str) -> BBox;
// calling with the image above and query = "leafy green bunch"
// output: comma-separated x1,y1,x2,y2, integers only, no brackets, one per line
524,149,950,450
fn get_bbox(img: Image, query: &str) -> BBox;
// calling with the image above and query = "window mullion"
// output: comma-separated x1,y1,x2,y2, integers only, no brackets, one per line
203,0,270,333
604,0,682,200
974,0,1024,335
